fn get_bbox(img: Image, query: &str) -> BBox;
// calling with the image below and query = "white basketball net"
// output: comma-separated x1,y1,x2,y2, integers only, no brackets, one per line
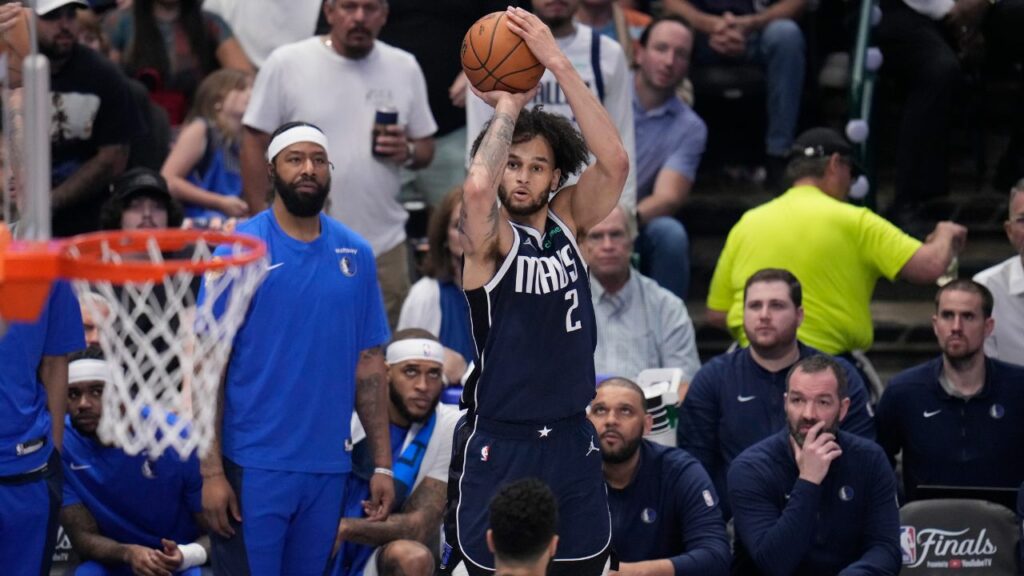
70,234,266,459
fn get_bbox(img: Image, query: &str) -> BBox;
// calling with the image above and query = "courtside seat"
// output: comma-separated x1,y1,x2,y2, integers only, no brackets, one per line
898,498,1018,575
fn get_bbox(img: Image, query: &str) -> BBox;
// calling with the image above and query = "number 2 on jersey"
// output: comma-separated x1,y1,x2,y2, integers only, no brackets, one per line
564,289,582,332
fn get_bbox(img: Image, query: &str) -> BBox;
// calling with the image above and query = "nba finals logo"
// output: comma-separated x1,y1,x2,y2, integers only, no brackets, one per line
900,526,917,565
901,525,998,569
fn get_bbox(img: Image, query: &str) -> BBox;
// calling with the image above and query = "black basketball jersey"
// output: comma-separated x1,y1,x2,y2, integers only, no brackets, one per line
463,210,597,423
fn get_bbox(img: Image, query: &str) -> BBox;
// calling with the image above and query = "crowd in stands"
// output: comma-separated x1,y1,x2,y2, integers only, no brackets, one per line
1,0,1023,574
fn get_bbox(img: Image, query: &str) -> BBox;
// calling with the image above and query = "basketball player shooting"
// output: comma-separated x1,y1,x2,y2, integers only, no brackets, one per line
443,7,629,576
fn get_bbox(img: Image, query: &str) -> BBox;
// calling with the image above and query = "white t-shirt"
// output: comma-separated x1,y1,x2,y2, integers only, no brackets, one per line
350,403,461,486
397,277,443,337
245,38,438,255
203,0,322,67
974,256,1024,367
465,23,637,213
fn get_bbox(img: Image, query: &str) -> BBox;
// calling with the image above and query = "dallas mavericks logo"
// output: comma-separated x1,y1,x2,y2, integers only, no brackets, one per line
641,508,657,524
990,404,1005,419
336,248,358,277
340,256,356,277
839,486,855,501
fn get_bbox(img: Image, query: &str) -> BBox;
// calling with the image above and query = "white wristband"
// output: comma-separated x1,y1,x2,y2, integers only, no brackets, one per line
374,467,394,478
178,542,208,571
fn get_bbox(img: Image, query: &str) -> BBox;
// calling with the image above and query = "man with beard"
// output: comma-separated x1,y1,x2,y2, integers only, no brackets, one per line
60,347,210,575
331,329,459,576
728,355,901,576
588,379,730,576
678,268,874,519
8,0,139,236
443,8,629,576
240,0,437,328
877,280,1024,503
465,0,638,224
200,122,394,575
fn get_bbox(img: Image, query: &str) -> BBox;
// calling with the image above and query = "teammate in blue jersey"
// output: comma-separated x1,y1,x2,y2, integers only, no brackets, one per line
200,122,394,575
589,379,730,576
60,347,209,575
728,355,901,576
677,268,875,519
332,329,458,576
442,7,630,576
0,280,83,575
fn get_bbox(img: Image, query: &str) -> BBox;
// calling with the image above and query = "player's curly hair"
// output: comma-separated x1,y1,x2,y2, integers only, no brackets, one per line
489,477,558,564
470,107,590,188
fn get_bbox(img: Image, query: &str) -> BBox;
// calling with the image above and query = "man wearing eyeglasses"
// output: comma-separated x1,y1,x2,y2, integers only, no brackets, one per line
973,179,1024,366
706,127,968,360
0,0,139,237
581,205,701,382
241,0,438,329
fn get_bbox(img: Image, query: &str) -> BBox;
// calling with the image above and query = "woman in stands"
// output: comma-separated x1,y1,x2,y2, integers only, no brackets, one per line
105,0,253,126
398,187,475,373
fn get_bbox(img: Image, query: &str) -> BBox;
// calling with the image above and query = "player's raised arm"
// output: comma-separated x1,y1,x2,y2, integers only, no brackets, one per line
505,7,629,232
461,86,537,289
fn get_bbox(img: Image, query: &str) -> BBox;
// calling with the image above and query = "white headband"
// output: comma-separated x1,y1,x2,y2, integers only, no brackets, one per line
266,125,330,161
386,338,445,366
68,359,112,385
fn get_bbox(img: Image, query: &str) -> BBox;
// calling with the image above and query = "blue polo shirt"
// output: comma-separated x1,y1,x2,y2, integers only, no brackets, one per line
607,441,730,575
203,209,390,473
0,281,84,476
632,84,707,201
876,356,1024,502
728,430,901,576
62,420,201,547
677,343,875,518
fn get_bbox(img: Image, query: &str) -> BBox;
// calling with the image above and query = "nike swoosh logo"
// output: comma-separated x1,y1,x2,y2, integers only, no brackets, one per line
70,463,92,470
737,395,757,403
923,410,942,418
267,263,284,271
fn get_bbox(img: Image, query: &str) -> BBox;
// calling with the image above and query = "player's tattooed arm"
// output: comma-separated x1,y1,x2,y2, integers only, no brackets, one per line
461,111,515,257
471,111,516,191
336,477,447,547
60,504,135,565
356,346,391,470
356,345,395,521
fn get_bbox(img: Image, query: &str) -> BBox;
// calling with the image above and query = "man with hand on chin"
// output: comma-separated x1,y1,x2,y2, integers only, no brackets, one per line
728,355,900,576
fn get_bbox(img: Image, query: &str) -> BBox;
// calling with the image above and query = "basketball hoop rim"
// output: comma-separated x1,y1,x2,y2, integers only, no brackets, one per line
59,228,267,284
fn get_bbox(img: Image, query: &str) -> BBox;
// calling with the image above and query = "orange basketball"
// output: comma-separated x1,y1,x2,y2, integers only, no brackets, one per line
461,12,544,94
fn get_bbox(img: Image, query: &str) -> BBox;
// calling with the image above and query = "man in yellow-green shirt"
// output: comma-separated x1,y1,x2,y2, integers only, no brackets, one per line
706,128,968,356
